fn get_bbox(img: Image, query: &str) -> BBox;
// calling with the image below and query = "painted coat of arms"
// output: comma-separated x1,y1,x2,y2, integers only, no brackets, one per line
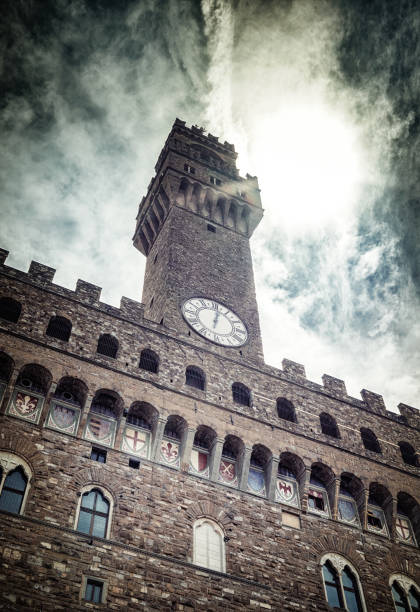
46,402,79,435
218,459,238,487
160,439,180,466
7,389,43,423
122,426,149,457
276,478,298,506
248,467,266,495
85,414,115,446
189,448,209,477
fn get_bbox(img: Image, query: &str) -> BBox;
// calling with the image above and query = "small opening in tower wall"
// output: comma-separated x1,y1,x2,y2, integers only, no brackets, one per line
129,458,140,470
207,224,216,233
210,176,221,186
184,163,195,174
153,254,158,264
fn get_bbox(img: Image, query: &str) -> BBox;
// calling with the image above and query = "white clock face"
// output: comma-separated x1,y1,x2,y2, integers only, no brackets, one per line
182,298,248,347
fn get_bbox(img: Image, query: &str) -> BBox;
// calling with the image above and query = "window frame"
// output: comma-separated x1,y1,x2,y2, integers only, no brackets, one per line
0,452,32,515
139,349,159,374
185,365,206,391
75,486,113,540
320,553,367,611
96,334,119,359
232,382,251,407
389,574,420,612
81,575,108,604
0,297,22,323
308,484,331,518
193,518,226,573
45,315,72,342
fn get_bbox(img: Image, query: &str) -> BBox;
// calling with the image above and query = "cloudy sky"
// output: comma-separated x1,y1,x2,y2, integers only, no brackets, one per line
1,0,419,412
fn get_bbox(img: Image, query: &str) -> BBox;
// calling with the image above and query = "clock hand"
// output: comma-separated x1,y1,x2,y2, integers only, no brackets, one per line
213,311,220,328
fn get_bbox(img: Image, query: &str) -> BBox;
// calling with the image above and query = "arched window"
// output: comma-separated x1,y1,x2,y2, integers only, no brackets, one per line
46,315,72,342
338,473,363,527
367,483,391,537
399,442,417,467
276,398,296,422
248,445,271,497
0,352,14,384
193,518,225,572
360,427,381,453
0,453,32,515
122,402,157,459
321,554,366,611
85,391,121,448
320,412,340,438
7,363,52,424
390,575,420,612
46,376,87,436
160,415,186,468
76,488,110,538
308,463,333,518
396,492,419,546
0,297,21,323
189,425,216,478
0,467,27,514
96,334,118,358
232,382,250,407
219,435,243,488
185,366,205,391
139,349,159,374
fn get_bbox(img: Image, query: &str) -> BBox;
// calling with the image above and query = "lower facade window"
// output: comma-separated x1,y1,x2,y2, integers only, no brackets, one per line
390,575,420,612
308,486,330,517
193,518,225,573
0,453,32,515
77,488,110,538
367,503,389,536
321,554,366,611
85,579,103,603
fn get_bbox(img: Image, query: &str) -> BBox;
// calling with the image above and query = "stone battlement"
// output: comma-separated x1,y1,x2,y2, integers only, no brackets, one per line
0,247,419,428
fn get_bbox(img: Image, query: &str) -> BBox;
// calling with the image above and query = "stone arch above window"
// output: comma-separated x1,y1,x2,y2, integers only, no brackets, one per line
399,442,418,467
185,365,205,391
367,482,392,537
219,435,244,488
96,334,118,359
122,402,158,459
320,553,366,611
193,518,226,573
17,363,52,395
232,382,250,407
320,412,340,438
46,315,72,342
139,349,159,374
54,376,88,407
7,363,52,424
360,427,381,453
75,486,113,539
389,574,420,612
396,492,419,546
276,397,296,422
0,297,21,323
0,451,32,515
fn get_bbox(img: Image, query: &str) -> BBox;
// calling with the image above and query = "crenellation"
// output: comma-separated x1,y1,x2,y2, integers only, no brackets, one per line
282,359,306,381
0,248,9,265
361,389,387,415
75,279,102,304
119,296,144,321
28,260,56,283
322,374,347,398
398,403,420,431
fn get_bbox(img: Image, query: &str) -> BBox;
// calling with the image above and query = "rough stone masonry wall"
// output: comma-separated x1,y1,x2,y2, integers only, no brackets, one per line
0,257,420,610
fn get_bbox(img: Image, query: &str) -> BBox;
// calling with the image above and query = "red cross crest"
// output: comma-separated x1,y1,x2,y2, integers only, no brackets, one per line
396,516,412,540
125,427,146,452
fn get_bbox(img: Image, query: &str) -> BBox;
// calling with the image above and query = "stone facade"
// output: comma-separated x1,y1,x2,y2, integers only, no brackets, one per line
0,120,419,611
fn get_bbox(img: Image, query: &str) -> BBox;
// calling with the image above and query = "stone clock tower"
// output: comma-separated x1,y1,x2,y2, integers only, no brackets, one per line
133,118,264,362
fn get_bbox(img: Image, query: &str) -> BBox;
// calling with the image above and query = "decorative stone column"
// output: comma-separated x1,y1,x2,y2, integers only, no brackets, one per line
181,427,196,471
77,393,94,439
209,438,224,482
152,417,167,462
239,446,252,492
267,457,280,502
332,477,341,520
301,467,312,512
1,368,19,414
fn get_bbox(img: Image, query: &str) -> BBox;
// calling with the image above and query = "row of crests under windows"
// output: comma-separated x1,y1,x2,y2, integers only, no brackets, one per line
1,444,419,548
0,461,418,611
0,349,417,467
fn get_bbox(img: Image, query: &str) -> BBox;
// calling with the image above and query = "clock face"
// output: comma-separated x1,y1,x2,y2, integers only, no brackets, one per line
181,298,248,347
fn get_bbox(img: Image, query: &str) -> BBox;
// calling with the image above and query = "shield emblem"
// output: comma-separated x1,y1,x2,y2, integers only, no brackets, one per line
277,479,294,501
190,449,208,472
219,459,236,482
248,468,265,494
161,440,179,464
15,392,38,416
88,416,111,441
124,427,148,454
338,499,356,522
52,404,76,429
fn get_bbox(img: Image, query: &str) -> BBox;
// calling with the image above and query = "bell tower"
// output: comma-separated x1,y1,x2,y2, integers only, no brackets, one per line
133,119,264,363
